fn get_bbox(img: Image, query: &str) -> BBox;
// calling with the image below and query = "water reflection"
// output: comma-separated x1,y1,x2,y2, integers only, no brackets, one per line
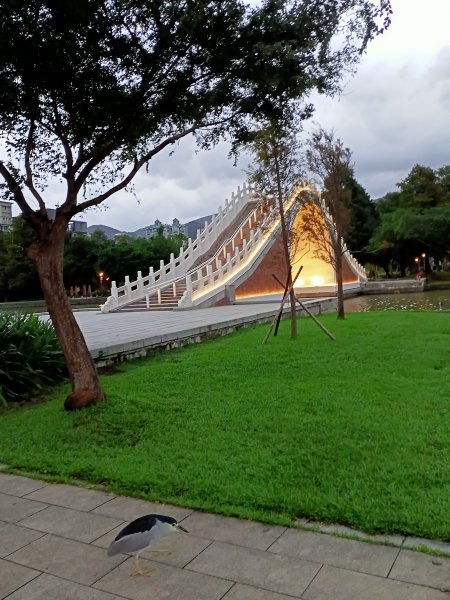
345,289,450,312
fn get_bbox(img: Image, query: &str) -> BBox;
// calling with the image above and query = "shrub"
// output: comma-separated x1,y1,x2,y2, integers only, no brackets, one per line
0,313,67,406
429,271,450,281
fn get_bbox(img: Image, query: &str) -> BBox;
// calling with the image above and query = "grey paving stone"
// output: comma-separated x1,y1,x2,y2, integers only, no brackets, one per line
222,583,298,600
187,541,320,597
303,521,405,547
0,521,45,557
269,529,398,576
24,483,115,511
0,558,39,599
403,537,450,556
389,549,450,591
7,533,125,586
17,505,122,543
0,492,47,523
93,524,211,568
303,565,450,600
180,512,286,551
5,573,125,600
94,556,233,600
0,474,46,497
92,495,192,522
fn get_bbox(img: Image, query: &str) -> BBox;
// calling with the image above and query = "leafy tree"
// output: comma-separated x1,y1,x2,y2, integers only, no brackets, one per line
64,231,109,293
0,0,392,409
96,232,185,286
344,177,379,255
0,218,41,301
369,164,450,275
304,127,354,319
246,126,304,339
397,164,445,210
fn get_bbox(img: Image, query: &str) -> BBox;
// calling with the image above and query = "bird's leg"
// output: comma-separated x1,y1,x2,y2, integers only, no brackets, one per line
145,547,172,556
131,552,152,577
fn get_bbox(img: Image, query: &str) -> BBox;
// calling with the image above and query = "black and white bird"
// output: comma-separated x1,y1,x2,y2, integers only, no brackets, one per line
107,514,189,575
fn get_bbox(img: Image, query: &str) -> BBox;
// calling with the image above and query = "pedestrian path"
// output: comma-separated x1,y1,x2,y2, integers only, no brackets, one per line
71,299,336,364
0,471,449,600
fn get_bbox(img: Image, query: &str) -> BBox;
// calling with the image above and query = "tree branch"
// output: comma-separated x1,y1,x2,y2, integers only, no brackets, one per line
24,121,47,215
74,123,199,213
0,160,39,226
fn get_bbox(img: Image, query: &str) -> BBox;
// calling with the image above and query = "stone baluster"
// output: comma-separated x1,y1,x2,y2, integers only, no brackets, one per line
124,276,131,299
186,273,193,295
137,271,143,295
226,253,232,273
207,264,214,286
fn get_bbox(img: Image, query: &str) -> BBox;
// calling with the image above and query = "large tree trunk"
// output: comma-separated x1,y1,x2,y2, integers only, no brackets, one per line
28,225,105,411
336,253,345,320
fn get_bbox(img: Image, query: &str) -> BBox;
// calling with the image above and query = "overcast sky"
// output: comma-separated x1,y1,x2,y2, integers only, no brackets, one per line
11,0,450,231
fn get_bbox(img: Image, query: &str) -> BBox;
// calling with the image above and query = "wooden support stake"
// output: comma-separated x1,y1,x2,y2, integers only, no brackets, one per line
263,266,303,344
272,274,336,341
274,273,290,337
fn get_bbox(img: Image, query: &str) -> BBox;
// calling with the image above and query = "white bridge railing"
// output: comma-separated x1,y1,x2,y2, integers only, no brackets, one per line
101,183,367,313
101,182,257,312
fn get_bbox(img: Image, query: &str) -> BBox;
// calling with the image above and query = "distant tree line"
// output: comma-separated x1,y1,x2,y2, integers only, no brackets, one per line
0,223,186,301
345,164,450,277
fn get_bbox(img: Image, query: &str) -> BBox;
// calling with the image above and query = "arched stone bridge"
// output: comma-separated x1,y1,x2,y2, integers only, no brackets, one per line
101,184,366,313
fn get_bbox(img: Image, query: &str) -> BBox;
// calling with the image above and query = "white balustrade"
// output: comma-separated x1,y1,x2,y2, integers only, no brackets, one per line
100,181,366,313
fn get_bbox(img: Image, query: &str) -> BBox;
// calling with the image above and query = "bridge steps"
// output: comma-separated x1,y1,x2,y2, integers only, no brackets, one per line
115,200,269,311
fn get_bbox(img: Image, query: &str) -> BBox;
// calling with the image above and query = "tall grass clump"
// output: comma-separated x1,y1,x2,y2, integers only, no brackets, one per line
0,313,67,406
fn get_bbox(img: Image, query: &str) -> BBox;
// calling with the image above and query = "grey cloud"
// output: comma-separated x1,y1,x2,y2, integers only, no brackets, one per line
309,47,450,198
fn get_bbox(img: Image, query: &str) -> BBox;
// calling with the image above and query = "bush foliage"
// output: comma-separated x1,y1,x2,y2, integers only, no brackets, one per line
0,313,67,405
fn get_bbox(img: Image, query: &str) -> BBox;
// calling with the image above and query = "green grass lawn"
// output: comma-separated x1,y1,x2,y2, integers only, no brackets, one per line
1,312,449,540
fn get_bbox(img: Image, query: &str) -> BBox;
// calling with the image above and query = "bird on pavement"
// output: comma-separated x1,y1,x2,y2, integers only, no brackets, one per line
107,513,189,576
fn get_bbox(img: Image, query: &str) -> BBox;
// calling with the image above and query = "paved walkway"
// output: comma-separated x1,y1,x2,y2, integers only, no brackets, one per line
70,300,336,363
1,471,449,600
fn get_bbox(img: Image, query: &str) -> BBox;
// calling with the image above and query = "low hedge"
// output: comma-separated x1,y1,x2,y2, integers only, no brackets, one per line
0,313,67,406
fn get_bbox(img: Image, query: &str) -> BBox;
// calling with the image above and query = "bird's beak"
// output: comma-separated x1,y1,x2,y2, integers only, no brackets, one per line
175,524,189,533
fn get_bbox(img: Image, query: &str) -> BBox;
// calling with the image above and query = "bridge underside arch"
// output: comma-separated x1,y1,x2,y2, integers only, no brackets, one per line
235,201,361,300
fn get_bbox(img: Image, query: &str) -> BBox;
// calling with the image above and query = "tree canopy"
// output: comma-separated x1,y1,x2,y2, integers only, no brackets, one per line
369,163,450,275
0,0,392,409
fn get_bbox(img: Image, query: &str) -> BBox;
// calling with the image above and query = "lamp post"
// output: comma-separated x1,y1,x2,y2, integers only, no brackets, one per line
99,271,104,292
421,253,426,272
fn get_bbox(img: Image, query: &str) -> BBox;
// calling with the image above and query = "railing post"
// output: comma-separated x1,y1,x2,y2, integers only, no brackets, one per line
186,273,193,295
226,253,232,273
137,270,143,294
124,275,131,298
157,288,162,305
149,266,154,286
111,281,118,299
207,264,214,285
159,260,165,281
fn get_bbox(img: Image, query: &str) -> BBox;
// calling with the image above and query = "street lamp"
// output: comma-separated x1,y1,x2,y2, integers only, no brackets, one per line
99,271,104,292
421,253,426,272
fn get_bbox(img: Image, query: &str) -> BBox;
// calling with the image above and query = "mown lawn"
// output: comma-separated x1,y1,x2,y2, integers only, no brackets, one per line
1,311,449,540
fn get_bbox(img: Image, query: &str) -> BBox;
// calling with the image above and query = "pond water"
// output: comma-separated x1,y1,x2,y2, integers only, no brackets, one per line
345,288,450,312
